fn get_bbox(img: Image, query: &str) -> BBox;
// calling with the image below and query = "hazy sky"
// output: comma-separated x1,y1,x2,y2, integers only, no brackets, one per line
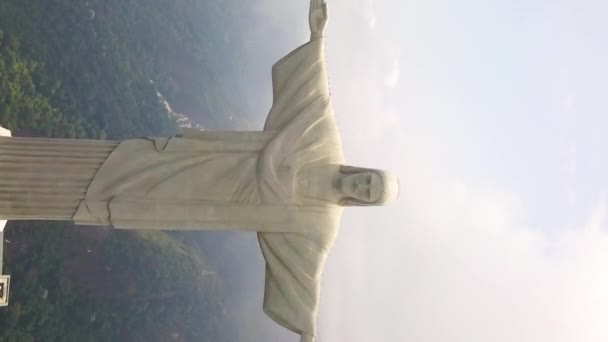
238,0,608,341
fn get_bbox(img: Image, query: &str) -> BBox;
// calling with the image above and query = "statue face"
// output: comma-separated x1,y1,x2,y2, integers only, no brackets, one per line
339,171,383,203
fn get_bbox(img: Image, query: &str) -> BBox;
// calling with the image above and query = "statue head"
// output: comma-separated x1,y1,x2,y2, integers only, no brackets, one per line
337,166,399,206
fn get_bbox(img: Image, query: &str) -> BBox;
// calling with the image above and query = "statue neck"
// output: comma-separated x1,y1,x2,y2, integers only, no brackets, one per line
296,165,342,204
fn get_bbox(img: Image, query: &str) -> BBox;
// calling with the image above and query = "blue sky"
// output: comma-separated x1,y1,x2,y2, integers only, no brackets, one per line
333,0,608,232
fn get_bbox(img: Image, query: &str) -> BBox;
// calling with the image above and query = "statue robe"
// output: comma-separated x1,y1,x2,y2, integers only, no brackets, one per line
74,37,344,337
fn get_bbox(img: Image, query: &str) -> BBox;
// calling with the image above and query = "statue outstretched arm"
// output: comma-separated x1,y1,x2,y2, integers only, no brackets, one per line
264,38,331,132
258,229,337,339
309,0,328,41
262,0,331,132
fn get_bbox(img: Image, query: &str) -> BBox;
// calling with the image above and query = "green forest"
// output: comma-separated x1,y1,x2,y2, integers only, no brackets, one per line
0,0,258,340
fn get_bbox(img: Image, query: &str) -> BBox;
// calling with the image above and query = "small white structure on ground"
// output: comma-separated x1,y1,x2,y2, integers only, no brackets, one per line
0,125,10,307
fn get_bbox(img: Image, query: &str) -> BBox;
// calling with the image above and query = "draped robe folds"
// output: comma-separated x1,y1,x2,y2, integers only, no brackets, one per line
73,37,344,337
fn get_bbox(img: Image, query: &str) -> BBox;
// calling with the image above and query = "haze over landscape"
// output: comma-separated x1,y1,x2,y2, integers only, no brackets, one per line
1,0,608,341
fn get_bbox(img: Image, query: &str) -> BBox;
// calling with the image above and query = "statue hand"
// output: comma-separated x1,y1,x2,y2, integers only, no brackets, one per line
300,334,315,342
309,0,328,40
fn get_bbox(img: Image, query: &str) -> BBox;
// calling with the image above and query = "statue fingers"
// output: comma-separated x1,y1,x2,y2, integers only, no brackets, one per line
310,0,321,22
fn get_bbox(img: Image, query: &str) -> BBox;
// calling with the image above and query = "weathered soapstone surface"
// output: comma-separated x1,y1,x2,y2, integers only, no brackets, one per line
0,1,398,341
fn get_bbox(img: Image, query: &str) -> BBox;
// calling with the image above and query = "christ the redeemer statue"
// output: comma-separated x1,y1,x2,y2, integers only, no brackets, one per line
0,1,398,340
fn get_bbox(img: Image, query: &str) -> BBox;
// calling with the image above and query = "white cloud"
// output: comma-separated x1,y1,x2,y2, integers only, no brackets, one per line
581,194,606,234
384,59,401,89
368,15,378,30
322,161,608,342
